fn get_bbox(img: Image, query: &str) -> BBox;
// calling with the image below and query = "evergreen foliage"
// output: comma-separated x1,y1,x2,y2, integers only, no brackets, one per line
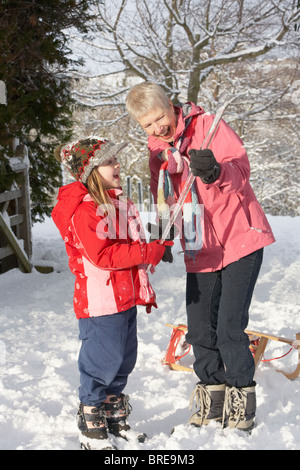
0,0,96,221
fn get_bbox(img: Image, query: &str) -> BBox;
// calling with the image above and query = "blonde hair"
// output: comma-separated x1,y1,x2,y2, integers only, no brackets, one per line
126,82,171,121
86,167,112,209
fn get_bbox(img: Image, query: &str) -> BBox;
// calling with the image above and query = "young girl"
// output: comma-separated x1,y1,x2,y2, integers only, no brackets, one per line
52,137,172,449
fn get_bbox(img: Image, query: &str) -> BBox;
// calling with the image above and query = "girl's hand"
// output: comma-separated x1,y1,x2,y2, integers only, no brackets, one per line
143,240,174,266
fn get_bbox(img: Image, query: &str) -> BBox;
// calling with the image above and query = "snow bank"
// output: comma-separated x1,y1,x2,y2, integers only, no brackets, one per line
0,215,299,450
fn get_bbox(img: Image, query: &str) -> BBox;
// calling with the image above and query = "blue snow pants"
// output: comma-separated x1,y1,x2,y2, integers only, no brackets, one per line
186,249,263,388
78,306,137,406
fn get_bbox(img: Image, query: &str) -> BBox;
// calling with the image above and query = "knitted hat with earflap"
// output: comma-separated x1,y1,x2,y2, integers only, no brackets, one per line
55,137,127,184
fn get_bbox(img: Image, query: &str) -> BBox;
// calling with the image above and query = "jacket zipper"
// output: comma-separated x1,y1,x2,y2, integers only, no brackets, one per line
130,267,136,300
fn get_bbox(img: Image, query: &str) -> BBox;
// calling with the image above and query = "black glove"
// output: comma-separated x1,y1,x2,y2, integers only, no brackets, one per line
188,148,220,184
146,220,174,263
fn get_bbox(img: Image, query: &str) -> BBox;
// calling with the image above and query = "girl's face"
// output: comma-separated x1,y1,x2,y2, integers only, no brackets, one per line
97,156,121,189
137,101,177,142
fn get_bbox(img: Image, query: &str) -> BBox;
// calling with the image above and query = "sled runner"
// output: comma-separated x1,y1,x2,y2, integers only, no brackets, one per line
162,324,193,372
163,324,300,380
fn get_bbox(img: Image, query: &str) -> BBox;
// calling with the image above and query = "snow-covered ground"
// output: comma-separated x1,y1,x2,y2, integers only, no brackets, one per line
0,214,299,450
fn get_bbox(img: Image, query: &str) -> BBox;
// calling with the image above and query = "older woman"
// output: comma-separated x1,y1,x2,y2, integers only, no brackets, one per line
126,82,275,431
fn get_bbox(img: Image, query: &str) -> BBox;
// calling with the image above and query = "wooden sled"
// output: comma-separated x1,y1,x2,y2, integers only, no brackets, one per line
163,324,300,380
246,329,300,380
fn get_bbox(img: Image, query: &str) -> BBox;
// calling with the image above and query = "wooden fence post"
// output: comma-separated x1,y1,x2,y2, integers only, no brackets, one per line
0,212,31,273
137,180,143,210
125,176,153,211
12,143,32,260
126,175,131,199
0,80,7,105
0,139,32,273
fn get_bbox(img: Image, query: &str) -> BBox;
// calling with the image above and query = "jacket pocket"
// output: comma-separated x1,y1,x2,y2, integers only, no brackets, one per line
236,192,270,234
235,193,252,230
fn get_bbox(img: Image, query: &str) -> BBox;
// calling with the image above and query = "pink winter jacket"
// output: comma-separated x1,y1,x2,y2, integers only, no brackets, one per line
52,182,156,319
148,102,275,272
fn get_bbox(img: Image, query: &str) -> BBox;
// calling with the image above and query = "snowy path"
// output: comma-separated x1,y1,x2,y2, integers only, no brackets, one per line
0,215,299,450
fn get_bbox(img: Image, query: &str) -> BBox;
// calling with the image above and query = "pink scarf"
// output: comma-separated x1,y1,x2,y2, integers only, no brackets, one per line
111,195,156,305
86,190,156,308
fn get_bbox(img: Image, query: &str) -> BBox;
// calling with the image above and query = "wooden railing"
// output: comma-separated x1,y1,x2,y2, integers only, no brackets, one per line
0,141,32,273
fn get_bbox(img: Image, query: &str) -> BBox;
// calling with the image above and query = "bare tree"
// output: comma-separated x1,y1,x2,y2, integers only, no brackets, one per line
71,0,299,98
69,0,300,214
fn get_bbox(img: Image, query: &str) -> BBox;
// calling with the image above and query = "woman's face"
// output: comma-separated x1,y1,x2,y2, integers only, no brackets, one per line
137,101,177,142
97,156,121,189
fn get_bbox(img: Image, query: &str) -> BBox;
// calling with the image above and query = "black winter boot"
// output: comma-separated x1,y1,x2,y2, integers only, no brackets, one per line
103,394,132,438
77,403,108,440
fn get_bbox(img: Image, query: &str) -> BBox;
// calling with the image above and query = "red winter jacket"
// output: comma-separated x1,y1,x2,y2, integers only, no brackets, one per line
148,102,275,272
51,182,156,319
